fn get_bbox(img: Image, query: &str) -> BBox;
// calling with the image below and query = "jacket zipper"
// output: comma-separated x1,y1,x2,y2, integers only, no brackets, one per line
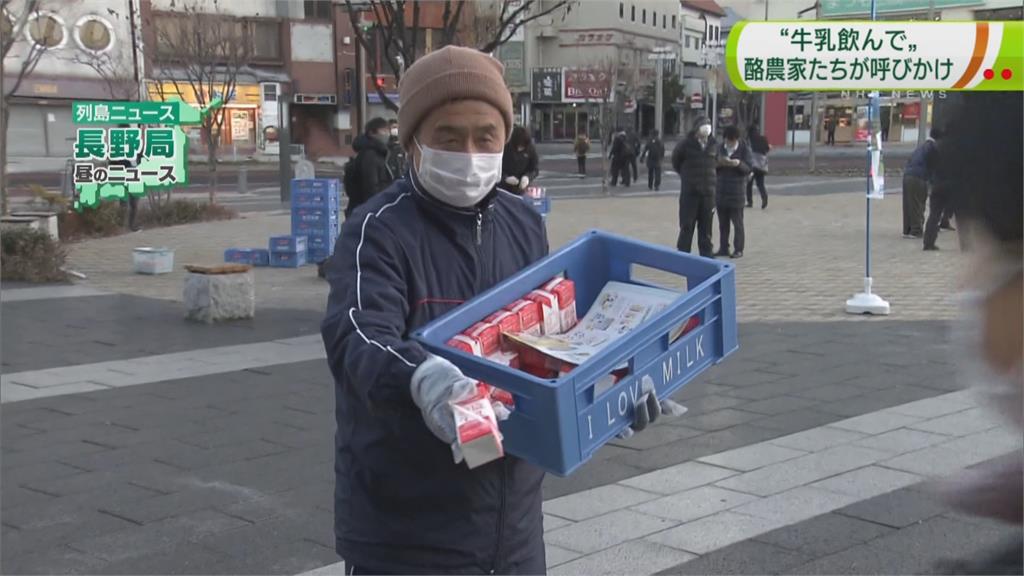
476,210,483,245
491,458,508,574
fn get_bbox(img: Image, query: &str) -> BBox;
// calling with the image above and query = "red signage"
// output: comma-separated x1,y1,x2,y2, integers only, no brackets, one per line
902,102,921,120
564,69,612,103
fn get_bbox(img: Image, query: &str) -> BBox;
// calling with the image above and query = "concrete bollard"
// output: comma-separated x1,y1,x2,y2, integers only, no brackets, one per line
238,166,248,194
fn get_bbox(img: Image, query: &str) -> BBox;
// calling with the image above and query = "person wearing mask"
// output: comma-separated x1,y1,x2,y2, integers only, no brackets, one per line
343,117,393,218
609,128,631,187
715,125,753,259
573,132,590,178
627,128,641,183
672,117,717,257
385,119,407,181
501,125,539,195
745,126,771,209
929,91,1021,576
640,130,666,191
902,127,940,239
321,46,674,575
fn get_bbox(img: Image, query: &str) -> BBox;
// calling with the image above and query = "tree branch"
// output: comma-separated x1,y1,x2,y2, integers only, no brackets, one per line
479,0,571,54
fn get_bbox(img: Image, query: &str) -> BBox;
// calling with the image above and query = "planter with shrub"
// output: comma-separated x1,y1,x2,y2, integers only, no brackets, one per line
1,227,69,283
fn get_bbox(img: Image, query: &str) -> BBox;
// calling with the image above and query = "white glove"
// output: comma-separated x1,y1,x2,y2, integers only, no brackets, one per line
504,176,519,186
520,176,530,190
617,376,688,439
410,355,477,445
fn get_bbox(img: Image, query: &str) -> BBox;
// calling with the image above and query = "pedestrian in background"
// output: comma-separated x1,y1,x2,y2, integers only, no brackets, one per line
573,132,590,178
111,123,140,232
672,116,717,257
902,127,940,239
609,128,631,187
640,130,665,191
715,125,753,259
923,131,967,251
343,117,393,218
501,125,539,195
627,128,641,183
385,119,407,180
826,116,837,146
745,126,771,209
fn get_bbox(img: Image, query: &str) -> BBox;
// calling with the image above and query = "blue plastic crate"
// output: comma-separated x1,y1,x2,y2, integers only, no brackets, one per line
269,250,308,268
292,206,339,226
269,235,308,254
224,248,269,266
292,189,341,209
413,230,737,476
307,248,332,262
290,178,340,195
306,233,335,251
292,220,341,236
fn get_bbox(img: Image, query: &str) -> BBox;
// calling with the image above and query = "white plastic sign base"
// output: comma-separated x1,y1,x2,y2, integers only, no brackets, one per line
845,277,890,316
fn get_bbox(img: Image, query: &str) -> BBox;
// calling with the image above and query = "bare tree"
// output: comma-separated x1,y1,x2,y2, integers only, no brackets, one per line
1,0,49,215
572,58,617,196
149,0,252,204
345,0,574,112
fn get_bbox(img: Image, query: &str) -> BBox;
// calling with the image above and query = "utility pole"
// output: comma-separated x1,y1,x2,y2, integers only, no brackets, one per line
808,1,820,171
759,0,769,134
278,92,291,203
651,46,672,137
917,0,936,146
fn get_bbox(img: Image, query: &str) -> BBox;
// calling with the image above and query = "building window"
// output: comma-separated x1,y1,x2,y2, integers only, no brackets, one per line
662,14,667,28
631,5,635,21
342,68,353,106
251,20,281,60
304,0,332,20
263,82,277,102
642,9,646,24
74,15,114,53
672,15,677,29
619,2,624,19
652,10,657,26
27,12,65,48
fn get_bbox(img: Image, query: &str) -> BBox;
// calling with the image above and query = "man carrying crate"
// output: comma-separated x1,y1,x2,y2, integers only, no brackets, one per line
322,46,671,575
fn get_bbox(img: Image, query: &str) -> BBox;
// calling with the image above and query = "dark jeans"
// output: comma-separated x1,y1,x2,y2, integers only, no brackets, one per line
827,130,836,145
610,159,630,186
577,156,586,175
647,164,662,190
746,171,767,206
902,175,928,236
120,195,139,230
924,192,965,250
346,553,547,575
677,194,714,257
717,204,745,254
629,155,638,181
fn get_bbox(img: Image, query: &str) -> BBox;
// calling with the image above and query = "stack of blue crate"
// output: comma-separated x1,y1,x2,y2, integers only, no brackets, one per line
290,179,341,263
268,235,308,268
224,248,270,267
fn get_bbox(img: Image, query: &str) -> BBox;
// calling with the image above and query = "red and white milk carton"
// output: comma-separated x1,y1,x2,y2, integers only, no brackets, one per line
484,310,523,351
526,289,561,336
447,334,481,356
464,321,501,357
543,277,578,333
505,299,542,337
453,384,504,469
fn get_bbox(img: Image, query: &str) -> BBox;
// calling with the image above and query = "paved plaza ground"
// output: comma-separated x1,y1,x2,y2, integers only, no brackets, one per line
2,178,1019,574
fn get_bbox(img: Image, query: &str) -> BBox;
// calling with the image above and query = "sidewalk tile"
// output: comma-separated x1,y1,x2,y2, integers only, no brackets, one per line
882,427,1020,477
608,423,703,451
619,461,737,495
885,394,976,419
544,509,677,554
828,411,922,435
810,466,923,499
787,542,928,575
867,516,1013,558
68,509,248,562
734,396,819,416
851,429,949,454
545,544,581,567
769,427,865,452
674,408,765,432
664,539,811,575
906,408,999,437
2,382,110,403
631,485,758,523
716,445,889,496
729,487,859,524
645,511,786,554
698,443,807,472
543,484,660,522
754,513,893,557
835,489,947,528
544,514,573,532
548,540,695,576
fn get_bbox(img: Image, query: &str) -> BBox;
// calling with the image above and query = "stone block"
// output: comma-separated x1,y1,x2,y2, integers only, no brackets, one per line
183,271,255,323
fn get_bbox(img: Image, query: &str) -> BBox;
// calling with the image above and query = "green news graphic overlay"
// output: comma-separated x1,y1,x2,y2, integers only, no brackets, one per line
726,21,1023,92
71,99,222,211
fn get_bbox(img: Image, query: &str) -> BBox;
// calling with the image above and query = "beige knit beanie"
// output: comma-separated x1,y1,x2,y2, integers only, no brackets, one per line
398,46,513,149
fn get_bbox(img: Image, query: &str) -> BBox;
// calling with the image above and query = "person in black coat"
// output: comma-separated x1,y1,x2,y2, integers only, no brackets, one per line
501,125,539,195
627,128,641,182
344,117,393,218
715,125,753,258
640,130,666,191
609,128,631,187
745,126,771,209
672,116,717,257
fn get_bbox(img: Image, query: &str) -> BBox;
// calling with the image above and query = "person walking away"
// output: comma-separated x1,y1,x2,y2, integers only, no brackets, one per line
745,126,771,209
322,46,676,575
609,129,631,187
343,117,393,218
573,132,590,178
672,116,717,257
626,129,641,183
902,127,940,239
501,126,539,195
640,130,665,191
385,119,407,181
923,132,964,251
715,125,753,258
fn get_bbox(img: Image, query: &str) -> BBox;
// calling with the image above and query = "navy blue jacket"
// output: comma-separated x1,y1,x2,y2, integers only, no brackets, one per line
321,176,549,574
904,138,938,182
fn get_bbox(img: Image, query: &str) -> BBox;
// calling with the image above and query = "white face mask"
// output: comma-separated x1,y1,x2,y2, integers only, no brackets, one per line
390,127,399,137
698,124,712,138
414,140,502,208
